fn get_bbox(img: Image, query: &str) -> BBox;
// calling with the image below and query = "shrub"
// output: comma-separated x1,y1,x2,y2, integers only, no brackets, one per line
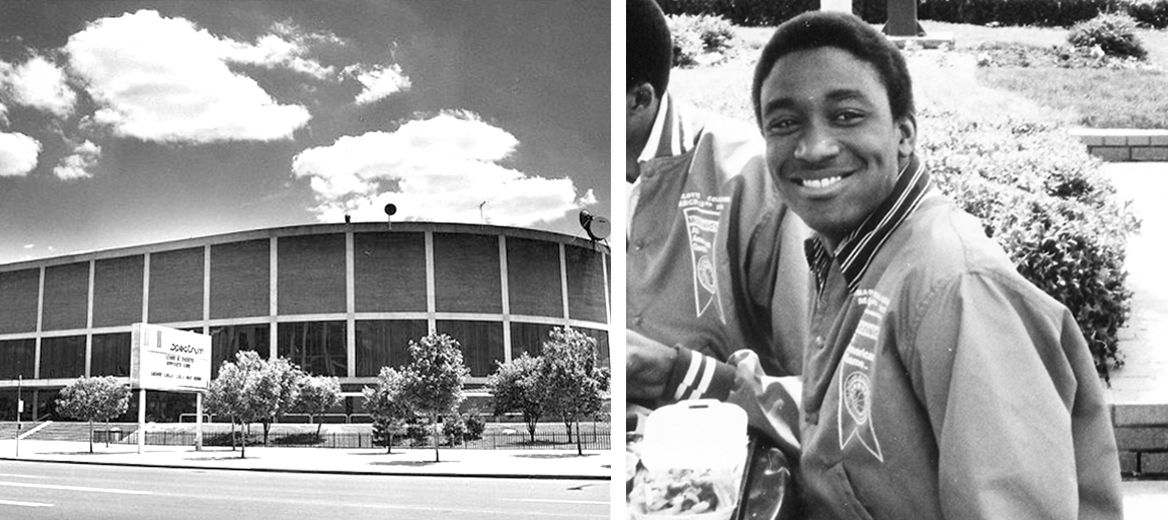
658,0,814,27
1068,13,1147,59
441,414,467,446
665,14,736,67
1126,0,1168,28
919,110,1140,381
916,0,1123,27
463,409,486,441
404,419,430,446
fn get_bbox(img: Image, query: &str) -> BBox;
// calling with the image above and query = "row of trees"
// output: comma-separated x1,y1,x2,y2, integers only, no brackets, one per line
205,351,342,458
52,326,609,459
487,327,610,455
362,327,610,459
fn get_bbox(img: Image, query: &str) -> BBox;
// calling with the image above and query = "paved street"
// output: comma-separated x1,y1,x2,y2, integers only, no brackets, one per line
0,460,609,520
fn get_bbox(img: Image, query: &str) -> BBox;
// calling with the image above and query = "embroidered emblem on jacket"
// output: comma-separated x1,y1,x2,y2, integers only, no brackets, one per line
680,193,729,322
839,289,889,462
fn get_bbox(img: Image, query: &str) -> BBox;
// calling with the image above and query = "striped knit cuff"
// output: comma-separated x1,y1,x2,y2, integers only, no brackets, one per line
665,346,735,402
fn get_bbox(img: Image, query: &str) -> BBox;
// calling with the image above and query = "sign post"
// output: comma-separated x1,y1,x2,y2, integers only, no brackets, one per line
130,323,211,455
15,374,21,458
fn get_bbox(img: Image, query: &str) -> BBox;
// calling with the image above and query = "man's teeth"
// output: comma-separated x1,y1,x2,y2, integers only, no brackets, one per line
801,176,842,189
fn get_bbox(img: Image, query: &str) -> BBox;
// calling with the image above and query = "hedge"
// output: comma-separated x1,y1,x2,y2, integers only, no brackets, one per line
657,0,815,26
919,111,1139,381
661,0,1168,28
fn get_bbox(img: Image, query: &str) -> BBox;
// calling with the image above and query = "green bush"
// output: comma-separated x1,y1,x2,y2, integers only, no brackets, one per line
1126,0,1168,28
916,0,1123,27
441,409,487,446
1068,13,1147,59
919,111,1139,381
658,0,814,26
661,0,1168,28
665,14,737,67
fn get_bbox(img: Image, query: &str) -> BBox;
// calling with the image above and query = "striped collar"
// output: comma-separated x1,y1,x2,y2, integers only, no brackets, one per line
805,155,932,294
633,93,696,169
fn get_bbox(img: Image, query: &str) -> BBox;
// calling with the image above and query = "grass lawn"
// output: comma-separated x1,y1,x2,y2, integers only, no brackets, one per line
683,21,1168,129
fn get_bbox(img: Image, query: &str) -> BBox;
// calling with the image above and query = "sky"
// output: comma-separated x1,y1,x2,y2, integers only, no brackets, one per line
0,0,611,264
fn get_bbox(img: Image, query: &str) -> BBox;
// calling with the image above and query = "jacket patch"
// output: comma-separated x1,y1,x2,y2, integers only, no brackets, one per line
680,193,729,322
839,289,889,462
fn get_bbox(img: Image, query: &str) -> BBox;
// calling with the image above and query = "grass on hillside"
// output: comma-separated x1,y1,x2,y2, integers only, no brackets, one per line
687,21,1168,129
979,67,1168,128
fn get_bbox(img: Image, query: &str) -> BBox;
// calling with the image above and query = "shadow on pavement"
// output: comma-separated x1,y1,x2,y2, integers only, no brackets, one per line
372,460,443,467
514,453,599,460
183,455,252,461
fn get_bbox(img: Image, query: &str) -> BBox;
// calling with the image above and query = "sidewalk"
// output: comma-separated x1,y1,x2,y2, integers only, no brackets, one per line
1103,162,1168,405
1104,162,1168,520
0,439,612,480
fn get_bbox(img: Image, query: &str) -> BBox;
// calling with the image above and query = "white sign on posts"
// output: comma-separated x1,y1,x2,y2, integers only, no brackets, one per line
130,323,212,392
130,323,212,454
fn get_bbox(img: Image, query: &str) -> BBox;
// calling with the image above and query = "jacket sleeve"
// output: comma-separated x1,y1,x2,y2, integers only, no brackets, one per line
907,272,1122,520
663,346,801,462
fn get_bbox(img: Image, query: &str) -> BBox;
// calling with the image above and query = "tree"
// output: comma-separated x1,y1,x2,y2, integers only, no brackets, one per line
399,332,470,462
205,351,303,458
487,353,544,442
536,327,610,456
362,367,413,454
55,376,131,454
257,357,304,445
294,374,341,439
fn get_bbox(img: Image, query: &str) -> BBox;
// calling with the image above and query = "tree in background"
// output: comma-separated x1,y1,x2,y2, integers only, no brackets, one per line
399,332,470,462
257,357,304,445
206,350,303,458
294,374,342,439
487,353,544,442
362,366,413,454
55,376,131,454
537,327,610,456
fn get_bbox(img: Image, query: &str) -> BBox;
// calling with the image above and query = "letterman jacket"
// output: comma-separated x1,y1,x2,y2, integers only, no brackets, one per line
627,94,808,451
797,156,1122,520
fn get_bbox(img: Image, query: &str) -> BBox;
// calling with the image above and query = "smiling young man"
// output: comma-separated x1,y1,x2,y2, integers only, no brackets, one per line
751,11,1122,520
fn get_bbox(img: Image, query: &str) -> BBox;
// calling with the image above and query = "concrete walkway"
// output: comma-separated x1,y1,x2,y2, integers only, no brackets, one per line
0,439,612,480
1104,162,1168,520
1104,162,1168,405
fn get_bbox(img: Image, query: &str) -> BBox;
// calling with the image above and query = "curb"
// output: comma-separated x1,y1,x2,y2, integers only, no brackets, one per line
0,456,611,481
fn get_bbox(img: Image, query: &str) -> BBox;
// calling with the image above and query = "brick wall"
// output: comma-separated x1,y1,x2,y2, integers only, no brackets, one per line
1072,129,1168,162
1114,403,1168,477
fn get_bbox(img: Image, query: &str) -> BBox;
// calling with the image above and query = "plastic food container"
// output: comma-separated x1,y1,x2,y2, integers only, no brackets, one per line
629,400,748,519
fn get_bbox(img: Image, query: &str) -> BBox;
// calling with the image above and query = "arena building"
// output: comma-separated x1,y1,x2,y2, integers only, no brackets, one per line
0,222,610,422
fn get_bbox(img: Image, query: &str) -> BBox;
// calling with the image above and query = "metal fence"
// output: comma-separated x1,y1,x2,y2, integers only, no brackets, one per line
104,429,611,451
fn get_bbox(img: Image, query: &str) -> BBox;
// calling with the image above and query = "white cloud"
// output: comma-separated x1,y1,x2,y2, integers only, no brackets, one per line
0,101,7,126
221,21,340,80
0,55,77,117
23,244,34,249
0,131,40,177
64,9,311,143
54,140,101,180
344,63,411,104
292,110,593,226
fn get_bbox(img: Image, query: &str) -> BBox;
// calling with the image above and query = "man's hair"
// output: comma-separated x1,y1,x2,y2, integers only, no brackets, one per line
751,11,914,127
627,0,672,96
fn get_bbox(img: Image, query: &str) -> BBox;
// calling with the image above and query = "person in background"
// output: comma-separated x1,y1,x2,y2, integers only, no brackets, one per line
625,0,808,449
751,11,1122,519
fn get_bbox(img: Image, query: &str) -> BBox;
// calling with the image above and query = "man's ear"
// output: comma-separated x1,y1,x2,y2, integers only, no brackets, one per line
627,82,657,113
896,114,917,159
